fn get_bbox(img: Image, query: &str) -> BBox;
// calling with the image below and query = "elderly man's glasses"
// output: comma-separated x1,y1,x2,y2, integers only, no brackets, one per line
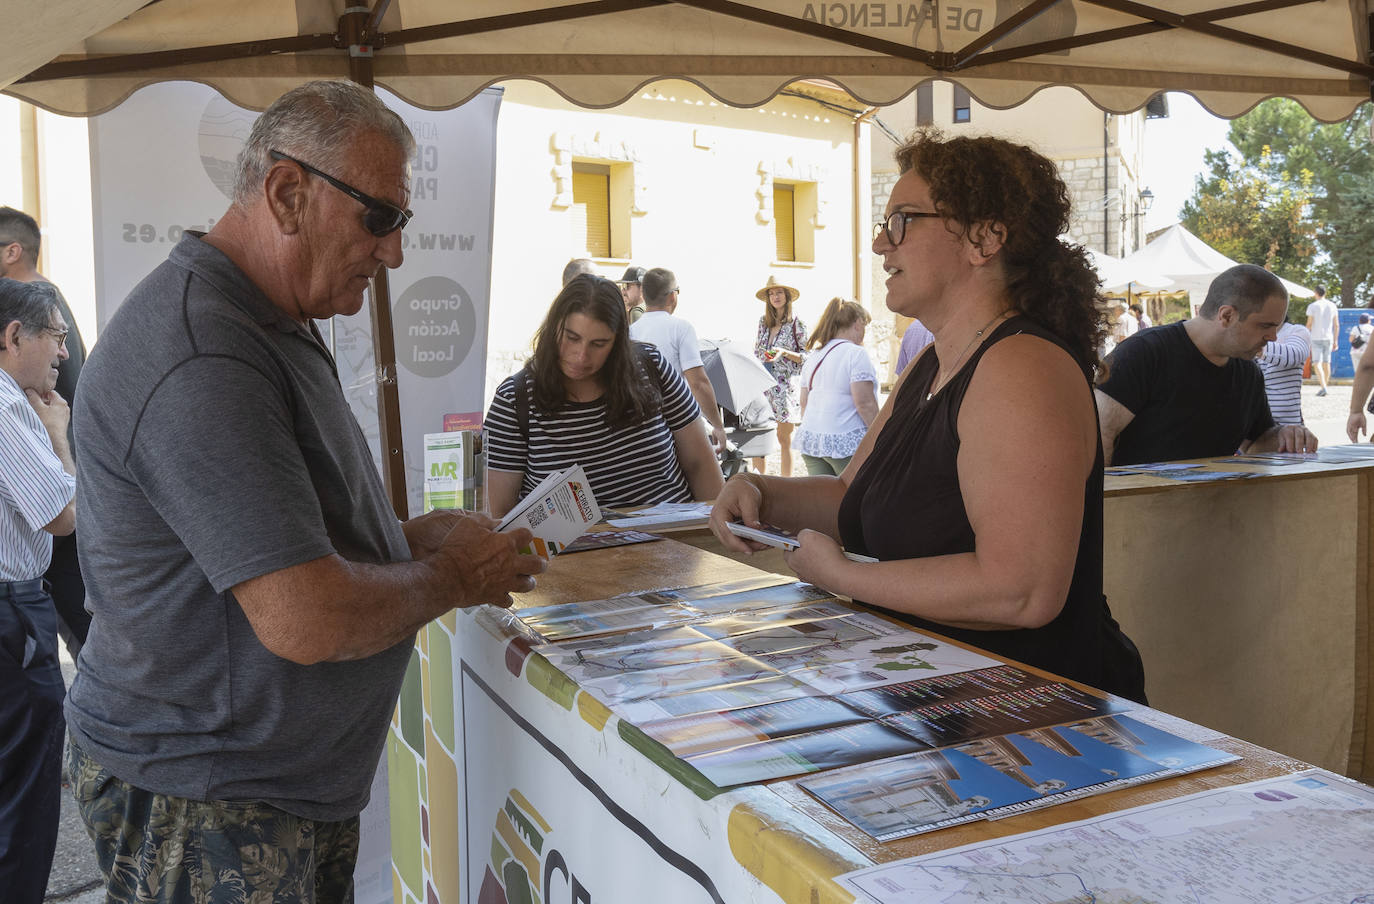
38,325,69,348
269,150,413,237
873,210,941,246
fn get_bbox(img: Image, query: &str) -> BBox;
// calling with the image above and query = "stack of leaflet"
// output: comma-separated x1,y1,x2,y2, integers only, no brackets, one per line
423,430,486,513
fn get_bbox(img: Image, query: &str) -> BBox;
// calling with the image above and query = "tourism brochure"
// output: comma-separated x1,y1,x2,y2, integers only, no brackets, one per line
604,501,715,530
725,521,879,562
800,712,1238,841
834,770,1371,904
495,464,600,560
646,667,1126,787
1157,469,1257,482
558,529,663,554
422,429,486,513
1228,453,1311,466
1317,443,1374,463
515,575,821,641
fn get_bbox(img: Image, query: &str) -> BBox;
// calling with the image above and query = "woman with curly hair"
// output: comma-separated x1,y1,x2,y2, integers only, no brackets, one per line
486,274,723,517
710,130,1146,703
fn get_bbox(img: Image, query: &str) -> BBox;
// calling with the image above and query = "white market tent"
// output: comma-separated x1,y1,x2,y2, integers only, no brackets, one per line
1085,247,1173,293
2,1,1372,120
1122,223,1315,305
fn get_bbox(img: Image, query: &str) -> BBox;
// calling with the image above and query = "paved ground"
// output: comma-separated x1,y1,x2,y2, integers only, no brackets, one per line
46,648,102,904
43,378,1370,903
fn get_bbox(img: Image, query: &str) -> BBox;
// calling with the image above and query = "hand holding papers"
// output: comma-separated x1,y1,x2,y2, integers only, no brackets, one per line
496,464,600,560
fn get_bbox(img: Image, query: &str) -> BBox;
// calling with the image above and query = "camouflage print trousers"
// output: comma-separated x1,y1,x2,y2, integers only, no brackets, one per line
67,733,360,904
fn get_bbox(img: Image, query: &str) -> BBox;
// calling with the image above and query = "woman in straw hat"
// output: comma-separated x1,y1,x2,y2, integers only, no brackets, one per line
752,275,808,476
712,130,1146,703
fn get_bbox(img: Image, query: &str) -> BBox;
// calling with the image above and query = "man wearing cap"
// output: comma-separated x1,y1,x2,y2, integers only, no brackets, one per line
0,277,75,904
619,265,647,323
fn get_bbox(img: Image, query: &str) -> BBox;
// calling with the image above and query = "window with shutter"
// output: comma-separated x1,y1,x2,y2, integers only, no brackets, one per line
774,183,795,262
572,166,611,257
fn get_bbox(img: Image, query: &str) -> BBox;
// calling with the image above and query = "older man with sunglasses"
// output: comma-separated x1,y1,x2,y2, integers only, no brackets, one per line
65,80,545,904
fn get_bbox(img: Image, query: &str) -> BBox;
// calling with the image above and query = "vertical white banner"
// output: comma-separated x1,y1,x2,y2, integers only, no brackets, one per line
334,86,502,516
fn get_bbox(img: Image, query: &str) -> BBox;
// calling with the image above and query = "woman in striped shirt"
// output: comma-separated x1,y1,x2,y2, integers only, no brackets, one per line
486,274,724,517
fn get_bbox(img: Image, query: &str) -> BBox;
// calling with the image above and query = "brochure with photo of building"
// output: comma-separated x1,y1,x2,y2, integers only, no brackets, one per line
799,713,1238,841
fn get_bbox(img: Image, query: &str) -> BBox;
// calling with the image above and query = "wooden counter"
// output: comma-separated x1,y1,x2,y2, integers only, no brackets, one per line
1102,455,1374,783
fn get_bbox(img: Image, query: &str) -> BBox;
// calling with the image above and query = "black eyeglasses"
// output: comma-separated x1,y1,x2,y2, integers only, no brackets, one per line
39,325,69,348
873,210,941,246
269,150,412,237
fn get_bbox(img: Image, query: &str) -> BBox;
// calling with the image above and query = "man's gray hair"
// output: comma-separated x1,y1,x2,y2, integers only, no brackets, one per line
233,80,415,205
0,278,61,346
1199,263,1287,319
562,258,597,286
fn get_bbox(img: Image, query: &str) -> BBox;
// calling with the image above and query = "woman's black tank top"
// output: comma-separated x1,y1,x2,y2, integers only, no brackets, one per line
837,315,1146,702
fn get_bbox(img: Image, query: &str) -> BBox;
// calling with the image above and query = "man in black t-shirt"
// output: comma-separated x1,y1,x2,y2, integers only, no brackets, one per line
1095,264,1318,465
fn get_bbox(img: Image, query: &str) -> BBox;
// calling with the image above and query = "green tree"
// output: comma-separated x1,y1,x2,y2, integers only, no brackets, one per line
1225,99,1374,305
1181,145,1317,286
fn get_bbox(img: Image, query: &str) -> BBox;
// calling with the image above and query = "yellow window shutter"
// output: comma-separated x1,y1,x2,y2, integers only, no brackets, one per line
774,184,795,262
572,169,610,258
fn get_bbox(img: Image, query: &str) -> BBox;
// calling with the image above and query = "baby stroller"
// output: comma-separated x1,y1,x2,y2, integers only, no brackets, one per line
718,396,779,478
699,338,779,478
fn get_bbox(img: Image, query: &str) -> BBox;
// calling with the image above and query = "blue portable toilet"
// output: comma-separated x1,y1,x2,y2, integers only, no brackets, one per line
1333,308,1370,380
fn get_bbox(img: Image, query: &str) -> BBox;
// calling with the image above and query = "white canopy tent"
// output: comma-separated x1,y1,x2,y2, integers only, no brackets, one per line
2,0,1372,120
1121,223,1315,305
1085,247,1173,294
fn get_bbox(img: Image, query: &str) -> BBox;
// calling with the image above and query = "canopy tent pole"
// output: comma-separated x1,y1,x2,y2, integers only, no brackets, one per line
342,1,410,520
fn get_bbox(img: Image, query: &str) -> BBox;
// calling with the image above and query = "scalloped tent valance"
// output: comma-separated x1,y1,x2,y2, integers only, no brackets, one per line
3,0,1372,122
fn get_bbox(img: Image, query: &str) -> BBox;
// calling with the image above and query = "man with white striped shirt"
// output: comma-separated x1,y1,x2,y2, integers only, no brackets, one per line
0,277,76,904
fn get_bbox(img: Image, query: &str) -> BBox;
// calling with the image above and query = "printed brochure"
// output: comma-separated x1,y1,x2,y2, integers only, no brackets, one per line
496,464,599,560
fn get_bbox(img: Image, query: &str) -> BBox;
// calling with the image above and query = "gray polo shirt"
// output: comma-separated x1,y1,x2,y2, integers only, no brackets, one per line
67,234,412,820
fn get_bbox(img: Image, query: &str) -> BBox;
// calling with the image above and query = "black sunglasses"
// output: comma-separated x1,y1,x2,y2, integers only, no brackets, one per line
269,150,412,237
873,210,941,246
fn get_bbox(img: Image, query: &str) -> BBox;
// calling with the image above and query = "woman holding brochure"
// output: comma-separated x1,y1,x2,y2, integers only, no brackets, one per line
709,130,1146,703
486,274,723,518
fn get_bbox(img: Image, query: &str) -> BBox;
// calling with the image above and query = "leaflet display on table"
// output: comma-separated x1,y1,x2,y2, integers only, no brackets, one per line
422,430,486,513
725,521,878,562
495,464,599,560
836,769,1374,903
800,712,1238,841
524,573,1235,833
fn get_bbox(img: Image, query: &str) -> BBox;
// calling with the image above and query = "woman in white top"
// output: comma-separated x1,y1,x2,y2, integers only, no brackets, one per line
794,298,880,475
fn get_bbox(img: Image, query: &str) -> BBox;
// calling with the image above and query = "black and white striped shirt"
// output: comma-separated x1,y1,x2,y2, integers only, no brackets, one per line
486,345,701,508
1258,322,1310,426
0,370,75,581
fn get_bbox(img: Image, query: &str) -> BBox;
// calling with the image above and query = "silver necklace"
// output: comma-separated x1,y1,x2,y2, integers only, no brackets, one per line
926,311,1010,401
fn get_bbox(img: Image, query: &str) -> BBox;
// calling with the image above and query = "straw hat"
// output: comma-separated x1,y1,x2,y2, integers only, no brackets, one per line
756,275,800,303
